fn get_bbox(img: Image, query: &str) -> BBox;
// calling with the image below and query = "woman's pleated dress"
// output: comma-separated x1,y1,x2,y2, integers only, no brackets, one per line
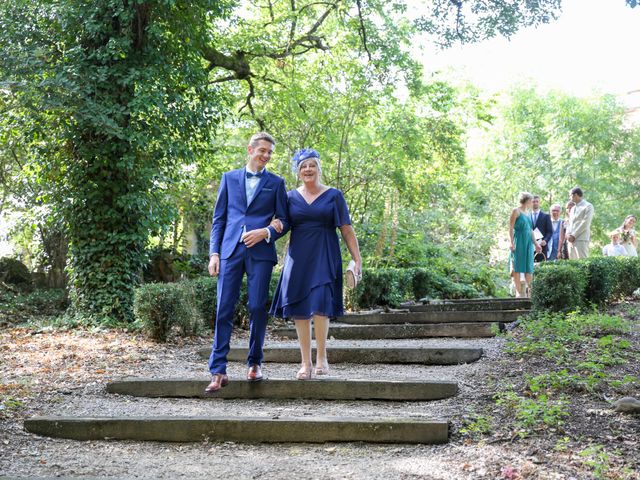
270,188,351,319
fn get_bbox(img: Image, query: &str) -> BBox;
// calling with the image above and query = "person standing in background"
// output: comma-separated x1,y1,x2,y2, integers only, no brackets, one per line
558,201,575,260
566,187,594,260
509,192,542,298
618,215,638,257
547,204,563,261
531,195,553,262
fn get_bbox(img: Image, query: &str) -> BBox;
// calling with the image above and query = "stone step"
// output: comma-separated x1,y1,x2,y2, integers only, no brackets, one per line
340,309,523,325
412,299,531,312
273,323,496,340
24,416,449,444
106,378,458,401
197,346,483,365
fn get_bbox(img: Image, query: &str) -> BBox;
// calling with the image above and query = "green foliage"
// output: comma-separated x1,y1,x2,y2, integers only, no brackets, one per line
506,311,636,394
582,257,620,306
0,288,68,325
188,276,218,329
133,282,202,342
459,413,493,438
0,257,32,291
531,262,587,312
348,265,486,309
494,308,640,440
532,257,640,312
578,445,615,480
0,396,25,419
495,389,569,437
132,272,283,341
416,1,563,46
470,86,640,247
0,0,229,324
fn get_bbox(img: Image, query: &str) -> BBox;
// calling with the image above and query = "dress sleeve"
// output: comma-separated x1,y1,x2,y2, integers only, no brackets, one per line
333,189,352,227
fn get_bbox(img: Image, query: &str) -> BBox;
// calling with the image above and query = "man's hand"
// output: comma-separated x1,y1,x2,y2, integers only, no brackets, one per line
242,229,268,248
567,234,576,243
208,255,220,276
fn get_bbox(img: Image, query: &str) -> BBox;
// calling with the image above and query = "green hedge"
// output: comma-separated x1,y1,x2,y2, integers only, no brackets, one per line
531,257,640,313
134,265,491,341
133,282,202,341
133,274,281,341
347,267,483,310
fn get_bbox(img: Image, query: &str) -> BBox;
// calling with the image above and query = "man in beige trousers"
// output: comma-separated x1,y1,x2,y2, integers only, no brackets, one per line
566,187,594,259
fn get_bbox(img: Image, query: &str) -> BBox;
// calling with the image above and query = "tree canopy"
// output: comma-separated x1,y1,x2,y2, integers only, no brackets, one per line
1,0,638,323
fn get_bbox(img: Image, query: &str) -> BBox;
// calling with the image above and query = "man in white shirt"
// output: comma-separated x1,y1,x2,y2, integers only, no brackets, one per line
566,187,594,259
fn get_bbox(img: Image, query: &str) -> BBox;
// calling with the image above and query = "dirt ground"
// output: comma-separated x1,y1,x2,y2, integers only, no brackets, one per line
1,316,639,479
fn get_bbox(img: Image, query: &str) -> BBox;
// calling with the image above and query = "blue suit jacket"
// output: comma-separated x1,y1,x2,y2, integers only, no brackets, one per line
533,211,553,246
209,168,289,262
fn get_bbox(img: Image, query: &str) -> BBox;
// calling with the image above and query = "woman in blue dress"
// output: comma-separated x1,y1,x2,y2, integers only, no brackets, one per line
270,148,362,379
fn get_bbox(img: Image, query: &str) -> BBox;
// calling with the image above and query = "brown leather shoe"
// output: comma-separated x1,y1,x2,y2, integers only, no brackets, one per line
247,364,263,382
204,373,228,394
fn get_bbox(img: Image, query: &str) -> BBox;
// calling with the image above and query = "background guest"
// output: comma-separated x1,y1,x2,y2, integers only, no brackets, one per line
531,195,553,262
566,187,594,259
602,231,628,257
547,204,563,261
509,192,542,298
619,215,638,257
558,201,575,260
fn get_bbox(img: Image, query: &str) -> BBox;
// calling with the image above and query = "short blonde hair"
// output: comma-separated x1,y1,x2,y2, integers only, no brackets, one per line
249,132,276,147
518,192,533,205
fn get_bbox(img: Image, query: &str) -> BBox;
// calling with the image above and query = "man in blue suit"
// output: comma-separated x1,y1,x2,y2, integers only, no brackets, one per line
205,132,289,393
532,195,553,262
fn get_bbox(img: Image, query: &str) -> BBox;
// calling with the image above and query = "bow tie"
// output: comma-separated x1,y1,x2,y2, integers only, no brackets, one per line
246,171,263,179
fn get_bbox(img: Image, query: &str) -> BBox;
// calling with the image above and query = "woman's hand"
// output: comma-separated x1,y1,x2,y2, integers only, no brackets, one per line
353,259,362,279
270,218,284,233
535,243,542,254
510,243,516,252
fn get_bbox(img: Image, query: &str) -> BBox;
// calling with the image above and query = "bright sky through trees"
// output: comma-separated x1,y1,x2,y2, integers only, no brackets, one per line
417,0,639,97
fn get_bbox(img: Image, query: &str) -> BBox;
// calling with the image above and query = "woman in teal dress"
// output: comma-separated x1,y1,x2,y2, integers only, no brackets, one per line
509,192,542,298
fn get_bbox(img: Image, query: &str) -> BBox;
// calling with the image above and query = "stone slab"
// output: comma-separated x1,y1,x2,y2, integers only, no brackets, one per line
414,298,531,312
273,323,497,340
197,346,483,365
339,310,523,324
24,416,449,444
106,378,458,401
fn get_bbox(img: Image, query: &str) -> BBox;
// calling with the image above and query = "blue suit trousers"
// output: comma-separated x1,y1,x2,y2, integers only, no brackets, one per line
208,243,274,375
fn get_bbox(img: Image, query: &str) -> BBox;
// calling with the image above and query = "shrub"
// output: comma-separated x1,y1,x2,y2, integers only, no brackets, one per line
133,272,284,341
0,288,68,325
612,256,640,298
582,257,619,306
0,257,33,292
348,266,483,309
189,276,217,328
531,262,587,312
133,282,201,342
532,257,640,312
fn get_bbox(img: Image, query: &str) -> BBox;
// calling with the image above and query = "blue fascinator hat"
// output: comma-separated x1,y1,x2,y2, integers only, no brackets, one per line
291,148,321,174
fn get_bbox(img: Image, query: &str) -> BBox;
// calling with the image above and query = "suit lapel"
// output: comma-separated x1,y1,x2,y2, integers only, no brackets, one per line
247,171,270,208
237,168,247,210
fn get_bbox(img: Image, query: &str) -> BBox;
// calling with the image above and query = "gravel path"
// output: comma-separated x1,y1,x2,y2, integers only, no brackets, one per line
1,325,636,479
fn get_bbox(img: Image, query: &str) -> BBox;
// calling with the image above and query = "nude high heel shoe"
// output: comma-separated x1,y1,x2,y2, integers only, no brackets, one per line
296,365,313,380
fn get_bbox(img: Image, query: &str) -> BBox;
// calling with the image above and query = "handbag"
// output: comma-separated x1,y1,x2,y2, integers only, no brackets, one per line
345,260,360,289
